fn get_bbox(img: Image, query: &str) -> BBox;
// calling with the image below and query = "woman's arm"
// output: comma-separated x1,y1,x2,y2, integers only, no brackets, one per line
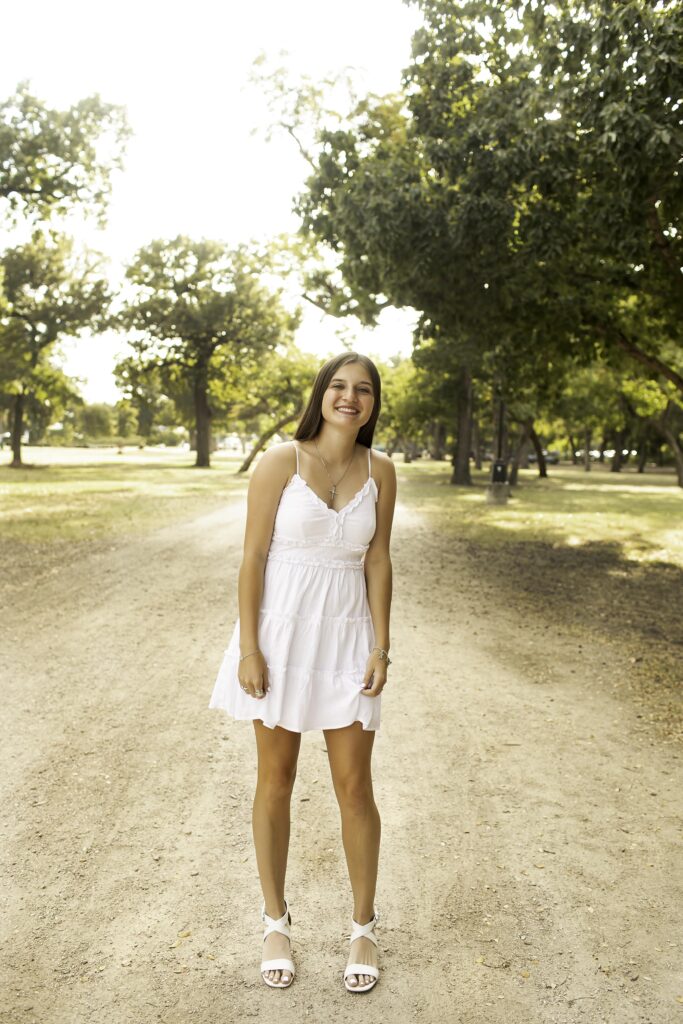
362,454,397,691
235,445,293,695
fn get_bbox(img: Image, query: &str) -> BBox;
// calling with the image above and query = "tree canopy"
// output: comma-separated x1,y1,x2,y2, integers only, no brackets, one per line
281,0,683,481
117,236,301,467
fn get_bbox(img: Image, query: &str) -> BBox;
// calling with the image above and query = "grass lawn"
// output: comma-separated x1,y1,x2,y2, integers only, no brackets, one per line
397,459,683,569
0,446,247,543
1,446,681,568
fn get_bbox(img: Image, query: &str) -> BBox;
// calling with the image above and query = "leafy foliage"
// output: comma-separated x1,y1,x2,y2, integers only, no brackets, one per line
117,236,301,466
0,81,131,227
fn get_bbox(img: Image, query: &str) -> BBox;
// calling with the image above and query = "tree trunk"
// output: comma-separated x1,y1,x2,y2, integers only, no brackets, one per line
509,425,529,487
238,409,302,473
435,420,446,460
10,392,25,468
500,415,510,464
663,428,683,487
566,427,578,464
583,429,591,472
492,391,507,461
450,367,473,486
527,420,548,478
611,429,625,472
472,418,482,469
194,364,212,468
658,406,683,487
637,441,648,473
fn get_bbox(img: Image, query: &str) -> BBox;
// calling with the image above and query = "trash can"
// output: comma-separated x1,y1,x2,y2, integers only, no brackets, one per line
491,459,507,483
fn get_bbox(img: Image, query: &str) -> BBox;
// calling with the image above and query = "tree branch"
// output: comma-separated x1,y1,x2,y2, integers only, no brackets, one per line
282,123,317,169
582,311,683,394
647,194,683,290
608,326,683,395
302,290,391,317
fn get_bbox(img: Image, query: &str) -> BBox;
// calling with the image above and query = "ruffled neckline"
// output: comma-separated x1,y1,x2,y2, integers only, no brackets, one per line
290,472,377,519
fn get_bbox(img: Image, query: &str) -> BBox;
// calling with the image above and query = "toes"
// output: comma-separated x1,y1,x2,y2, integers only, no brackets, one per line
348,975,358,986
266,968,291,985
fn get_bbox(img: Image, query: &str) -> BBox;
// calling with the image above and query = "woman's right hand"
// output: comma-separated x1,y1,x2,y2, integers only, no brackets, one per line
238,651,269,699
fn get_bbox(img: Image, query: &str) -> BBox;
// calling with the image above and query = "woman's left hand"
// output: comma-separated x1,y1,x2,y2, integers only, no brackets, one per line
361,649,389,697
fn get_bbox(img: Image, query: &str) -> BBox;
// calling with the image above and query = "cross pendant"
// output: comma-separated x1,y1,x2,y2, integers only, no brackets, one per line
330,486,336,500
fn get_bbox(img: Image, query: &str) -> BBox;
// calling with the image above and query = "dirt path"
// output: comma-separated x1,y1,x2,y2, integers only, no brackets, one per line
1,490,681,1024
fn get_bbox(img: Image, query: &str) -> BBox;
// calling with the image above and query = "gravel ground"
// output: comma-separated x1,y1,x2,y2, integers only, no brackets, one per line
1,486,681,1024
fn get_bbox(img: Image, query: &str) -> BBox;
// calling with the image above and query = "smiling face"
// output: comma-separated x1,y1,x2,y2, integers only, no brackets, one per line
320,361,376,431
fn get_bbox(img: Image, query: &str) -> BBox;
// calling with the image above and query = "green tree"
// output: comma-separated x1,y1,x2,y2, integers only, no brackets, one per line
114,356,173,442
117,237,300,467
23,363,82,444
374,357,429,459
404,0,683,421
284,0,683,482
224,344,319,471
621,376,683,485
78,402,114,439
0,81,131,226
0,230,111,466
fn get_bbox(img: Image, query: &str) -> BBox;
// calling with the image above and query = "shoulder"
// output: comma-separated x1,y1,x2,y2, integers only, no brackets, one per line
257,440,297,470
251,441,297,486
368,447,397,490
368,447,395,472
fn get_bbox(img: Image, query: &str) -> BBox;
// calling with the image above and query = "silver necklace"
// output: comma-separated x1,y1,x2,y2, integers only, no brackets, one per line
313,438,354,504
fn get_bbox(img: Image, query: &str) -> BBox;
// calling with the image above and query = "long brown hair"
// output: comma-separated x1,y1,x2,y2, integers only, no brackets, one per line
294,352,382,447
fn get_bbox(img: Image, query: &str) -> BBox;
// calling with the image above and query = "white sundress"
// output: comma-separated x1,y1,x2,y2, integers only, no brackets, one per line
208,441,381,732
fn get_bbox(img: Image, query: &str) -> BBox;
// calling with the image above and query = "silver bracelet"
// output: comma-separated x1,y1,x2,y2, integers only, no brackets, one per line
239,649,261,663
372,647,392,666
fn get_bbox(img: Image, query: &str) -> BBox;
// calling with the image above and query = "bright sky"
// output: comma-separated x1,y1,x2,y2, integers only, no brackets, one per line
1,0,422,402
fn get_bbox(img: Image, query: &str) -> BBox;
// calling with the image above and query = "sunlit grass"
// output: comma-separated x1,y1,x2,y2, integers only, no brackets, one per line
2,447,681,567
0,446,248,542
394,459,683,568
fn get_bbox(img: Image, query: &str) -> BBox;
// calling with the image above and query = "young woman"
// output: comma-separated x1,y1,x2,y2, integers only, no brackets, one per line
208,352,397,993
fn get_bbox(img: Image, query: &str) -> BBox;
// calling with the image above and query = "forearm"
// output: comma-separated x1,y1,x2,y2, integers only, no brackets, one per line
237,553,267,652
364,556,392,649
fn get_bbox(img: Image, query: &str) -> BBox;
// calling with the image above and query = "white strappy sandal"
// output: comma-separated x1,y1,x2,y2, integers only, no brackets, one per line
343,907,380,992
260,898,295,988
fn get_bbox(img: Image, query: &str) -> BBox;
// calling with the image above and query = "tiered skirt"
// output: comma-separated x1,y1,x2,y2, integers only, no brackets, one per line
208,553,381,732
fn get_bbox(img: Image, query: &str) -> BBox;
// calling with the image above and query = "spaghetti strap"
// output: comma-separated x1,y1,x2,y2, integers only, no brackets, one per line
367,446,372,481
292,441,300,476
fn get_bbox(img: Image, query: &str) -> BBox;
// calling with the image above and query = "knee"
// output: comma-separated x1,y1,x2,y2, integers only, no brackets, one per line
257,765,297,803
335,776,375,815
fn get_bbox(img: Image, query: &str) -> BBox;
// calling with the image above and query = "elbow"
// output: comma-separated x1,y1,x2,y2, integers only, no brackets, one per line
363,552,392,572
240,549,268,572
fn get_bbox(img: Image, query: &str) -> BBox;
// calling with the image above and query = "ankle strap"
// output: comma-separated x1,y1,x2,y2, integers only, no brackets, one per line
350,908,380,946
261,899,291,939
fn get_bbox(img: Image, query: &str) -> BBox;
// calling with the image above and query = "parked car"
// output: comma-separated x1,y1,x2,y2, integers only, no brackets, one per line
528,448,560,464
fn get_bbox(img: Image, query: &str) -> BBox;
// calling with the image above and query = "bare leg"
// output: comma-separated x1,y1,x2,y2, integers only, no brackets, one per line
323,721,381,988
252,720,301,985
